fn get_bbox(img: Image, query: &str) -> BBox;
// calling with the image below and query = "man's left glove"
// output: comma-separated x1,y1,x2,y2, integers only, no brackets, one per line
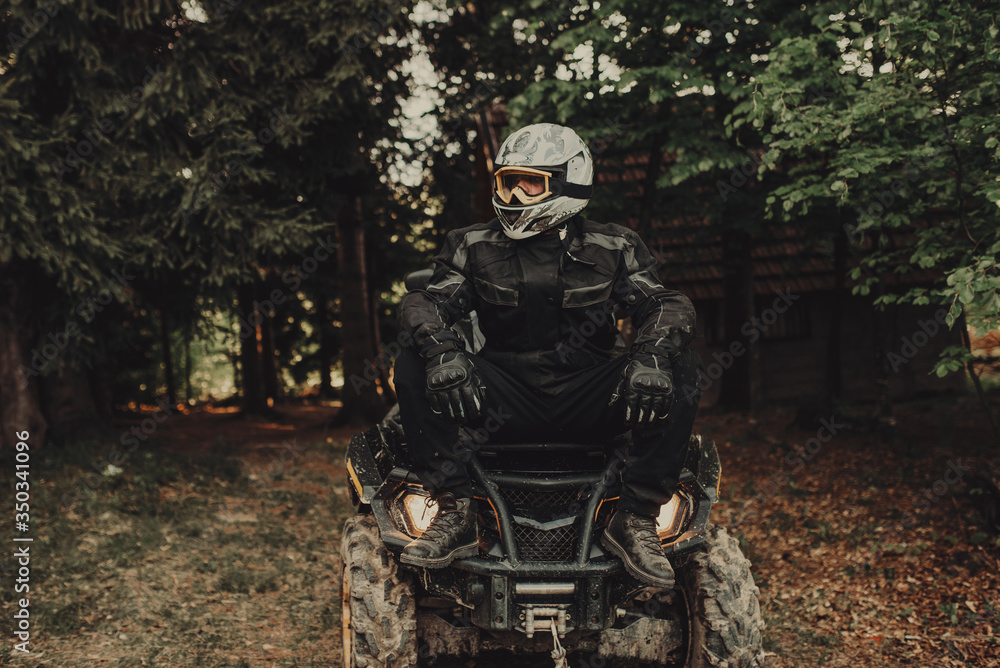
611,339,678,429
422,332,486,424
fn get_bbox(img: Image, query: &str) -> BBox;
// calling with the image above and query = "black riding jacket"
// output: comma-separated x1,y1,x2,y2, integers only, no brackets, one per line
398,216,696,394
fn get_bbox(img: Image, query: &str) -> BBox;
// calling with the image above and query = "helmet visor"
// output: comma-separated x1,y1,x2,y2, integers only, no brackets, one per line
494,166,553,205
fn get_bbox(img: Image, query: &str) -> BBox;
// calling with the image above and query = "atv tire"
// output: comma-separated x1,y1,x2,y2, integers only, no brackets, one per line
341,514,418,668
678,524,766,667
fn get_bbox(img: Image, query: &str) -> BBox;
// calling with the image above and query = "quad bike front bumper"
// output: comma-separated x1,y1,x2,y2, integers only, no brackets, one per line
347,424,720,636
343,416,765,667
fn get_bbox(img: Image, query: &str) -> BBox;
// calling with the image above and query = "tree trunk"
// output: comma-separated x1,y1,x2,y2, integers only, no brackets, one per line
260,310,279,404
718,235,753,409
958,312,1000,446
333,202,386,426
824,226,847,406
159,307,177,406
0,280,47,449
366,232,395,405
373,296,396,406
238,283,268,414
39,368,103,442
637,144,664,235
745,250,762,433
184,325,193,404
89,365,114,421
873,275,895,444
316,294,335,398
231,350,241,402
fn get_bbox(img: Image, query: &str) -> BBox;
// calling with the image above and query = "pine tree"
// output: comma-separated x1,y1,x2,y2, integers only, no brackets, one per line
0,0,417,443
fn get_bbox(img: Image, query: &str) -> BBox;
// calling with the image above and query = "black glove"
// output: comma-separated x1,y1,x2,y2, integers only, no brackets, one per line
421,331,486,423
611,339,678,429
426,350,486,423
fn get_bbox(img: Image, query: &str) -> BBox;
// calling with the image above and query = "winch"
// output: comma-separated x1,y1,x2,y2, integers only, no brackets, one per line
520,603,571,638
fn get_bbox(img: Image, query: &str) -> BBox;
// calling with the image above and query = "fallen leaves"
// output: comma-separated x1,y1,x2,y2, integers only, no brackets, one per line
705,399,1000,667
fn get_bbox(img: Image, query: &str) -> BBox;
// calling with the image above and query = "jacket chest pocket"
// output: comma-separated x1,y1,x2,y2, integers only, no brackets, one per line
474,276,520,306
561,254,618,308
562,276,616,308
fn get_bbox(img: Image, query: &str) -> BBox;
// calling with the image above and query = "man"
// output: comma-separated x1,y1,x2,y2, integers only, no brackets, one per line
394,123,702,587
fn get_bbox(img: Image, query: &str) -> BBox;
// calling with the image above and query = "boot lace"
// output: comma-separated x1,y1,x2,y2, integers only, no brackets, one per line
626,516,665,553
419,499,464,542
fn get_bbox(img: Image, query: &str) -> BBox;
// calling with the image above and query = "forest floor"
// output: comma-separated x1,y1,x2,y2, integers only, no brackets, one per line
2,395,999,667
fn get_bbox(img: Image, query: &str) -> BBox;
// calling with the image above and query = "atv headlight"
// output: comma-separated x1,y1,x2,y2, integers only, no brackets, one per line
655,490,692,540
396,490,438,537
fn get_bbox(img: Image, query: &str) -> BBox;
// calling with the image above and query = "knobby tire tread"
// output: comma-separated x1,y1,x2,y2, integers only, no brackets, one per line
680,524,766,668
341,515,418,668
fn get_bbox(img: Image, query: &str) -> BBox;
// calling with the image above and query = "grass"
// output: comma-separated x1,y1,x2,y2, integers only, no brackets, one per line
847,521,881,547
9,428,351,667
939,603,960,626
804,518,836,545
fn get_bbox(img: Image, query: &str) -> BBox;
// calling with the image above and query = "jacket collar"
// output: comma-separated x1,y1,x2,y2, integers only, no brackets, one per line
561,215,586,255
486,215,586,254
557,216,599,267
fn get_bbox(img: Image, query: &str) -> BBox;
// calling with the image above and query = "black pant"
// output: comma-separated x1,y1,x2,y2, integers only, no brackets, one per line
393,347,703,517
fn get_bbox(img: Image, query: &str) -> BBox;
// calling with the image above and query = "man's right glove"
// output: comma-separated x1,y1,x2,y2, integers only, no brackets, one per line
610,338,678,429
422,333,486,424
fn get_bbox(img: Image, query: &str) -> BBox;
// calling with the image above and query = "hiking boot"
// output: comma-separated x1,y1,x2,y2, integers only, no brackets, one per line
400,493,478,568
601,509,675,588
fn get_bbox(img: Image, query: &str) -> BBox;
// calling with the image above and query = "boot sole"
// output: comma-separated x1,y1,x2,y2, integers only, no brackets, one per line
601,530,675,589
399,541,478,568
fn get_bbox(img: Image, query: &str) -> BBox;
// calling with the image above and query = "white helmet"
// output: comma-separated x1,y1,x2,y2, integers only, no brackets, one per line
492,123,593,240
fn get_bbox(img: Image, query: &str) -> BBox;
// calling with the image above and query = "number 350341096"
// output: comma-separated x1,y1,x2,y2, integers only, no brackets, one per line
15,431,30,525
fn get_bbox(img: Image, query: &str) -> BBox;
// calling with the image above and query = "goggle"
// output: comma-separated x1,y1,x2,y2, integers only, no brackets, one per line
494,166,555,205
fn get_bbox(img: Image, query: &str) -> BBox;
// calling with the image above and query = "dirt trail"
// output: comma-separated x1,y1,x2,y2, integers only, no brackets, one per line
3,398,998,667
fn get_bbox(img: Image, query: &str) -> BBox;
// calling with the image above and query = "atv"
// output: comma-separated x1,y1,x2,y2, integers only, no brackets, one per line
340,273,765,668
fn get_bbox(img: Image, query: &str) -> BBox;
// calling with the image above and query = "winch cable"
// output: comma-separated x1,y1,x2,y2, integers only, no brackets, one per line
549,618,567,668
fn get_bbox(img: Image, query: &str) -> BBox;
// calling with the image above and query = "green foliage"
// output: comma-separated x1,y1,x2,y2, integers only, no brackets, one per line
5,0,998,407
2,0,419,400
739,0,1000,361
939,602,960,626
425,0,999,386
932,344,973,378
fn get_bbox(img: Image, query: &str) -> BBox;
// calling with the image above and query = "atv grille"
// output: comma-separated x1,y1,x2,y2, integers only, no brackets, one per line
513,524,578,562
500,488,582,510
